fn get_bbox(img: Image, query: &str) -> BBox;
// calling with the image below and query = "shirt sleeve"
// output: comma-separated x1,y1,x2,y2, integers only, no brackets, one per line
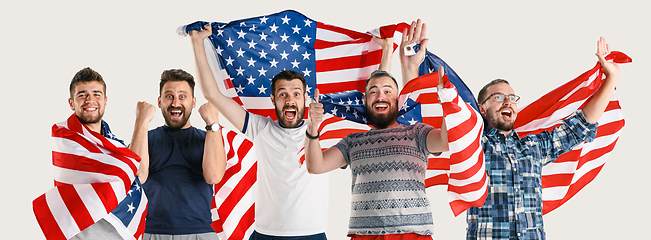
416,123,435,157
537,109,599,165
333,136,352,168
243,112,270,141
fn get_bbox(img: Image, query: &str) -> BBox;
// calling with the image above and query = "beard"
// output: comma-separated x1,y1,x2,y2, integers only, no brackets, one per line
365,99,399,129
275,105,305,128
163,106,191,129
484,107,515,132
77,110,103,125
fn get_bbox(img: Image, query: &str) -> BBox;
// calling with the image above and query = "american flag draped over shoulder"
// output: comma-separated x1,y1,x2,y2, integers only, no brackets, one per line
210,129,257,240
514,51,630,214
33,114,147,240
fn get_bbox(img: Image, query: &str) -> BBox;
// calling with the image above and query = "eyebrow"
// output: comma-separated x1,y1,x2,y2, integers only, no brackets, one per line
368,84,394,91
76,90,104,95
277,87,303,92
164,90,188,94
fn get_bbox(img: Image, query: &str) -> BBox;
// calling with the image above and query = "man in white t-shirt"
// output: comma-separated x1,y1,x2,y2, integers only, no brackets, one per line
189,24,330,240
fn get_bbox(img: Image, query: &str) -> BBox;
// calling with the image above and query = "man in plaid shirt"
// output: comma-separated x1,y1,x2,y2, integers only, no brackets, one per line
466,37,620,240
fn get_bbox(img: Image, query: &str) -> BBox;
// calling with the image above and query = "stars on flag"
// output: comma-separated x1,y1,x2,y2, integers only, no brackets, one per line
209,11,317,98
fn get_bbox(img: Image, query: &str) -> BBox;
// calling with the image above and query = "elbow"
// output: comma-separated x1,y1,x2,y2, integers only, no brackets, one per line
306,165,326,175
136,168,148,184
137,173,148,184
306,167,319,174
204,174,224,185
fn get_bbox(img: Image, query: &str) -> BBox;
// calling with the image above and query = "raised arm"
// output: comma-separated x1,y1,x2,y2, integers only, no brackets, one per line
373,35,394,72
190,25,248,131
427,67,449,153
400,19,429,85
582,37,620,123
130,101,156,184
198,102,227,184
304,88,347,174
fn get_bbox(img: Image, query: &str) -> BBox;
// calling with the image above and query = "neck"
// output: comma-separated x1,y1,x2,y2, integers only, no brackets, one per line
370,121,400,130
85,122,102,134
165,120,192,129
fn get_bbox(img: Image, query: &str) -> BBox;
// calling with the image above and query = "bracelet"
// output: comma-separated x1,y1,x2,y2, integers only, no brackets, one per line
305,130,320,139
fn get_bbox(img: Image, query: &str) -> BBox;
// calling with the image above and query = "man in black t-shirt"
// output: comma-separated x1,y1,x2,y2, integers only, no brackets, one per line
129,69,227,240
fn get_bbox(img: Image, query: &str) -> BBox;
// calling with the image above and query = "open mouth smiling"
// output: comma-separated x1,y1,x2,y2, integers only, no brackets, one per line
170,109,183,119
284,108,297,121
500,108,514,119
373,102,389,112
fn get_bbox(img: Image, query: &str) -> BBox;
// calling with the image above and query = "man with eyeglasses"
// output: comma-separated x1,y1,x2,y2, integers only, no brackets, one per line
466,37,620,240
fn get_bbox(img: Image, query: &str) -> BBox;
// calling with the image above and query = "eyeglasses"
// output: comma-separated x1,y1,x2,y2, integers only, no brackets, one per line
481,93,520,104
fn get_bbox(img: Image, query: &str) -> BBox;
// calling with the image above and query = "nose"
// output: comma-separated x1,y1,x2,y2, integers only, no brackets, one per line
172,97,181,107
502,97,513,106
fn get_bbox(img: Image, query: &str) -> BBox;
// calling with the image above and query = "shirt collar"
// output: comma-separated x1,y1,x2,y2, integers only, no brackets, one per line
484,125,521,140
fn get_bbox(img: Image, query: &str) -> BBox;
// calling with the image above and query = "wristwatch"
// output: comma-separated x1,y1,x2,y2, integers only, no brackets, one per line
205,122,222,132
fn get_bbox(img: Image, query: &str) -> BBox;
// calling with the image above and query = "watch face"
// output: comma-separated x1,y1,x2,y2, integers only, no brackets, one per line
208,123,221,131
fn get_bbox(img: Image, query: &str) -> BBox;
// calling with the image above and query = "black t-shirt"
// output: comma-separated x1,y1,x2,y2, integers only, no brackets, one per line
142,125,215,234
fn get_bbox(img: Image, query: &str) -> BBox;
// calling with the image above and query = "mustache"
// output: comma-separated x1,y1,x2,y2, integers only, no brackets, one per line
497,106,515,114
167,106,184,112
282,105,298,111
372,101,391,106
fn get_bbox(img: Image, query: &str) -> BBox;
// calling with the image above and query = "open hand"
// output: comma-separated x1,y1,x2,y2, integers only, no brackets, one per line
596,37,620,78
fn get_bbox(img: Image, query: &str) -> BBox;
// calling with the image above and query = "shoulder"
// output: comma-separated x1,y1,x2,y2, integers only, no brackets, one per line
411,122,434,132
147,126,163,136
189,126,207,137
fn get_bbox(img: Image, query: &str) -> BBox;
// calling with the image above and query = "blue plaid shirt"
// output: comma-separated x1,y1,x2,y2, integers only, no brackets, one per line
466,110,597,240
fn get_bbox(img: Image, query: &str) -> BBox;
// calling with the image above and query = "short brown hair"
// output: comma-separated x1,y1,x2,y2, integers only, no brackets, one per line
477,79,510,104
159,69,195,96
270,70,306,96
365,70,398,91
69,67,106,98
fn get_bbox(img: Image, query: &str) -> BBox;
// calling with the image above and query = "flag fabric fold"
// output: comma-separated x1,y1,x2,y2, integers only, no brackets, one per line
33,114,147,240
513,51,630,214
399,71,487,216
210,129,257,240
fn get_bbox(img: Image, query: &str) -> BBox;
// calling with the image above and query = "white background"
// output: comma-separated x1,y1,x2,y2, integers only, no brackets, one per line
2,1,649,239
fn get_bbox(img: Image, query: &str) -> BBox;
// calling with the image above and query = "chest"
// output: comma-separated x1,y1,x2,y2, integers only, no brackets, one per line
483,136,543,184
148,130,205,171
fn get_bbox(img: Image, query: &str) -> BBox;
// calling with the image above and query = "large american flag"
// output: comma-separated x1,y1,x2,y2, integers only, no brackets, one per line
33,114,147,240
179,9,485,223
179,10,408,118
178,10,626,236
514,51,630,214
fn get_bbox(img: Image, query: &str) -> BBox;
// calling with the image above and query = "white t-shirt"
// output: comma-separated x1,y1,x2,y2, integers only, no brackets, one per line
243,113,329,236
